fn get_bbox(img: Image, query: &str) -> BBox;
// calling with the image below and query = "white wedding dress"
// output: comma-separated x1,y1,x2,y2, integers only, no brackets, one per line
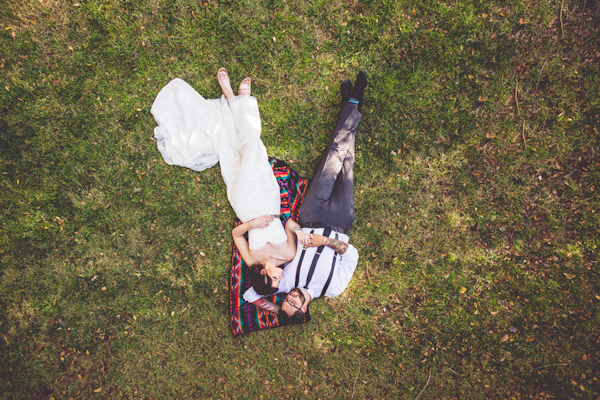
151,78,286,250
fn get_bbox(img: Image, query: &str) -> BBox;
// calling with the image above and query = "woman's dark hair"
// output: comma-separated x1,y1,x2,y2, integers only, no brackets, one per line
249,264,277,295
278,309,304,325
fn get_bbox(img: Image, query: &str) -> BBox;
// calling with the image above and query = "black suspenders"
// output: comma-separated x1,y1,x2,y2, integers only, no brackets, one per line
294,229,313,288
320,232,338,298
304,228,331,288
294,228,339,297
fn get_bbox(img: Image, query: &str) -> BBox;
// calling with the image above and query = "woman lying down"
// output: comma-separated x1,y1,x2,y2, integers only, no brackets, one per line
151,68,311,296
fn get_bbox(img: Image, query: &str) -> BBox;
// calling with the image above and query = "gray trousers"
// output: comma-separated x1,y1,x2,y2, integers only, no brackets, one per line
299,103,362,233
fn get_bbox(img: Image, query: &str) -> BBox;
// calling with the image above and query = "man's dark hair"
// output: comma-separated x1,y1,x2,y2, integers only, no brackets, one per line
249,264,277,295
278,309,304,325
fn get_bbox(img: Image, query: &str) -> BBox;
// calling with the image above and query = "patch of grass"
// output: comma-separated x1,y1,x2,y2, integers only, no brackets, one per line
1,0,599,398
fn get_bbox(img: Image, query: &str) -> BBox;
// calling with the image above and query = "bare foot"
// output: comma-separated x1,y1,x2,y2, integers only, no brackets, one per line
217,68,234,100
238,77,251,96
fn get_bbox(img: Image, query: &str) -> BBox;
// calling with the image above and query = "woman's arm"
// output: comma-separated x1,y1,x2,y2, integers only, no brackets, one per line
231,216,274,265
285,219,311,247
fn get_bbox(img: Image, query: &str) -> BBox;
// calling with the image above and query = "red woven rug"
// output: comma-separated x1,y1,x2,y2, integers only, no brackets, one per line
229,158,311,336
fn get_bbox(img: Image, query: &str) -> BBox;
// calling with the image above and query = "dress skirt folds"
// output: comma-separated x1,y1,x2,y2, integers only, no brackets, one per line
151,78,286,249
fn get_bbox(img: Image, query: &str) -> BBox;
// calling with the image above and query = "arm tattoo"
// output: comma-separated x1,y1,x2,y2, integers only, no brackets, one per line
254,298,279,313
324,238,348,254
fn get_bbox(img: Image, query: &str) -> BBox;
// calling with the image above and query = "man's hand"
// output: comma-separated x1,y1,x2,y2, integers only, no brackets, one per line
306,234,348,254
306,233,328,247
296,230,311,246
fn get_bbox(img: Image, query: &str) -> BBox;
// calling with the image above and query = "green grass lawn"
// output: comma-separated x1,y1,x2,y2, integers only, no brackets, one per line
1,0,599,398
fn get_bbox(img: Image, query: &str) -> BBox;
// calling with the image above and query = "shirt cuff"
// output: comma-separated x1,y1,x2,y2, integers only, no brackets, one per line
242,287,261,303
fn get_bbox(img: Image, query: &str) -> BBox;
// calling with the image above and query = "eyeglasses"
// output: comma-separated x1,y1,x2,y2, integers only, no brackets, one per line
284,298,302,311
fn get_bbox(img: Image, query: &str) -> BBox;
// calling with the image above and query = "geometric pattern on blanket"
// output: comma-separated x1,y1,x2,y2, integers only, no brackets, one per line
229,158,311,336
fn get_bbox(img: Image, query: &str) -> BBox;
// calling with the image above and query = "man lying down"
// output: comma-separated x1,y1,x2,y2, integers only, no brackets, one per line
243,70,368,325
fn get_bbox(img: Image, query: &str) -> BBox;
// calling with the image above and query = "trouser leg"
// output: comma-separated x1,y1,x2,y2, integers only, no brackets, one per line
299,103,362,232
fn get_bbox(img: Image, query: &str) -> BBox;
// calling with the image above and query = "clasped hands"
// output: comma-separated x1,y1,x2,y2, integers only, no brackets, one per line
298,232,329,248
251,216,330,249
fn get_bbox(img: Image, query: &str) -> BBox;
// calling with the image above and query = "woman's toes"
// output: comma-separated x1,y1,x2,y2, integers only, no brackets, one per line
217,68,234,99
238,77,251,96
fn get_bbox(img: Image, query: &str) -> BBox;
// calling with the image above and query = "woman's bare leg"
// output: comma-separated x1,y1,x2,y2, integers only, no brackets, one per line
217,67,235,100
238,77,251,96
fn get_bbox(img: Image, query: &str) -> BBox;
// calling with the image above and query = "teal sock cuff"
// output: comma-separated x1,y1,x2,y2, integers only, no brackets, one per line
348,98,359,104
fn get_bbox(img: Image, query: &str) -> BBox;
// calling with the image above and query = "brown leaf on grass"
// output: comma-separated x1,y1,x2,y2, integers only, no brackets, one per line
501,334,509,342
563,273,575,280
519,18,525,24
482,13,488,18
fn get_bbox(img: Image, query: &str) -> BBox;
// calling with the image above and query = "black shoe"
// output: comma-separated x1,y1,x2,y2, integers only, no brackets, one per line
352,70,368,107
340,79,353,106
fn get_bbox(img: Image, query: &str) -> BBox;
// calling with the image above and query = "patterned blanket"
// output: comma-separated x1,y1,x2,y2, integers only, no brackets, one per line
229,158,311,336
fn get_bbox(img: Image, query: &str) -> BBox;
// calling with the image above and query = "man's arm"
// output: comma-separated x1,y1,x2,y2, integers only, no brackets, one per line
251,298,280,313
285,219,311,247
330,244,359,296
306,233,348,254
244,287,281,313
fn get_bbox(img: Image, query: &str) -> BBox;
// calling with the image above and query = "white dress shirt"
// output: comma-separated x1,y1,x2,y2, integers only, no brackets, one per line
243,227,359,303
